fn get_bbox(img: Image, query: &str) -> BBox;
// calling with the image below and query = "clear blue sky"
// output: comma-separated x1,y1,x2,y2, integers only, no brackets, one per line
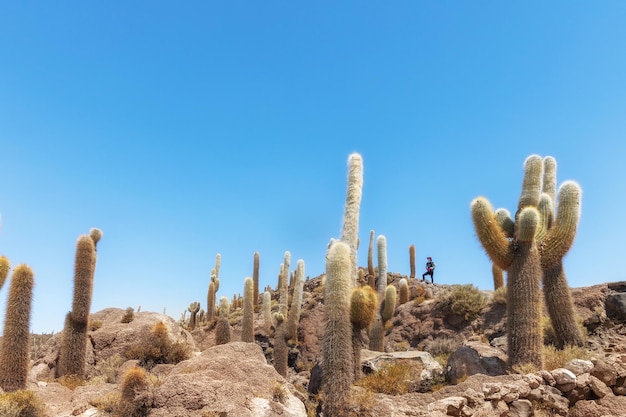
1,2,625,333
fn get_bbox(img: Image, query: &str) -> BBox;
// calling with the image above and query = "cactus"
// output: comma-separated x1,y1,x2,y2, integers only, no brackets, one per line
398,278,409,305
537,156,583,348
0,264,34,392
215,253,221,279
187,302,200,330
492,263,504,290
350,285,377,379
58,234,97,378
0,256,10,291
409,245,416,279
376,235,388,297
340,153,363,285
286,260,305,341
89,227,103,249
471,155,544,369
116,366,149,417
322,241,353,417
242,277,254,342
253,251,260,309
263,291,273,333
207,280,216,322
214,297,231,345
367,230,375,278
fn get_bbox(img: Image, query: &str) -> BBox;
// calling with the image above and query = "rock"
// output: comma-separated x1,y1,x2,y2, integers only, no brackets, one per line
607,281,626,292
150,342,306,417
446,342,508,384
427,396,467,416
360,349,444,382
551,368,576,392
605,293,626,322
570,395,626,417
565,359,594,376
588,374,613,398
507,399,532,417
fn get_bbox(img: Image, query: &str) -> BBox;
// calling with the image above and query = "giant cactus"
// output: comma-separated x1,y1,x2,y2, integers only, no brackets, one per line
286,259,305,342
471,155,544,369
538,156,583,348
0,256,10,291
0,264,34,392
253,251,260,310
58,233,98,378
322,241,353,417
215,296,231,345
340,153,363,286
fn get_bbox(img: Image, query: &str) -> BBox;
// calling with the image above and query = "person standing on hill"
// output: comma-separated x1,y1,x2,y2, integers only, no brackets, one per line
422,256,436,283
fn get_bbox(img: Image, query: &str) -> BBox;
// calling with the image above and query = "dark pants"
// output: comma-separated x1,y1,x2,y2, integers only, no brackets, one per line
422,270,434,283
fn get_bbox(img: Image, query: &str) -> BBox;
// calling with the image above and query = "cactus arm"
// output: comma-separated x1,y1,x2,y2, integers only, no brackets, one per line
517,207,539,242
540,181,581,267
471,197,514,270
542,156,557,206
495,208,514,239
517,155,543,212
535,193,553,242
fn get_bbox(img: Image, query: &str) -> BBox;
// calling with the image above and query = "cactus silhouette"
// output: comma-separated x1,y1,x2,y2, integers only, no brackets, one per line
471,155,544,369
538,156,583,348
58,233,97,378
350,285,377,379
242,277,254,342
322,241,353,417
0,264,34,392
187,301,200,330
215,296,231,345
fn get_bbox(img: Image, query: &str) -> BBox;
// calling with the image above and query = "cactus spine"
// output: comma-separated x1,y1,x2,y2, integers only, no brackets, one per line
242,277,254,342
0,264,34,392
253,251,260,310
322,241,353,417
538,156,583,348
471,155,544,369
409,244,416,279
215,296,231,345
58,233,98,378
340,153,363,286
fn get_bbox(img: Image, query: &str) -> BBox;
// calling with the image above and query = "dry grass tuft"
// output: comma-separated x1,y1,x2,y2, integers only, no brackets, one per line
437,284,487,321
355,363,416,395
542,344,591,371
0,390,46,417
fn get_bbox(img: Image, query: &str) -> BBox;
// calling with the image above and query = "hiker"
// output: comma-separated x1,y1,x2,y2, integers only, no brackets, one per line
422,257,436,283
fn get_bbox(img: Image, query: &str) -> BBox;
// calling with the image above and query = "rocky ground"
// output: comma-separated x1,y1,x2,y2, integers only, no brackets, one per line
7,272,626,416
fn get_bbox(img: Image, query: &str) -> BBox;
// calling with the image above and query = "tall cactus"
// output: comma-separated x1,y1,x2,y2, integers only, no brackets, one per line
263,291,273,333
471,155,544,369
376,235,388,297
286,260,305,341
367,230,375,279
215,296,231,345
187,302,200,330
273,256,290,376
409,244,416,279
538,156,583,348
242,277,254,342
0,264,34,392
340,153,363,286
58,233,98,378
253,251,260,310
322,241,353,417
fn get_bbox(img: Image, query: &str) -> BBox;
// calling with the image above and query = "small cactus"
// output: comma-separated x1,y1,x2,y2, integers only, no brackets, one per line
187,302,200,330
0,264,34,392
409,245,416,279
398,278,409,305
207,279,216,321
116,366,149,417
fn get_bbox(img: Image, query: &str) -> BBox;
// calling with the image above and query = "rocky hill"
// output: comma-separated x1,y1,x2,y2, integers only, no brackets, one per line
6,272,626,417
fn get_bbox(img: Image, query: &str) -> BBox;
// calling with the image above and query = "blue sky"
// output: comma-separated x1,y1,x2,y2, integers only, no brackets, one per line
1,2,625,333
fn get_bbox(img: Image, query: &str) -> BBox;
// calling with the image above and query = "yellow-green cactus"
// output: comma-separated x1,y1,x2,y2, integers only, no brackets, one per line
350,285,377,380
215,297,231,345
409,244,416,279
242,277,254,343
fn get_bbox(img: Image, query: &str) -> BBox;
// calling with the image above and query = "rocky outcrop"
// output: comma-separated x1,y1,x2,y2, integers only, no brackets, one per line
446,341,508,384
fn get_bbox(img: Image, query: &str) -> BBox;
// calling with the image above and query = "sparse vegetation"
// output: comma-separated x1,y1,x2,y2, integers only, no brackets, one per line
124,321,191,370
120,307,135,323
437,284,488,321
355,363,416,395
0,390,46,417
424,337,461,367
491,286,507,305
542,344,591,371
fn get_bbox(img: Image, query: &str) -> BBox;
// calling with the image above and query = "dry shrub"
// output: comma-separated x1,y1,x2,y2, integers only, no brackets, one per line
542,344,591,371
355,363,416,395
0,390,45,417
55,374,85,390
512,362,539,375
90,391,120,413
491,286,507,305
348,387,375,417
89,320,103,332
424,337,460,367
124,321,191,370
270,381,288,403
91,353,126,383
121,307,135,323
437,284,487,321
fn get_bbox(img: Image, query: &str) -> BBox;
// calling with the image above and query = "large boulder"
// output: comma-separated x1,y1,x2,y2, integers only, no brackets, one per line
150,342,306,417
606,293,626,322
446,341,508,384
360,349,444,382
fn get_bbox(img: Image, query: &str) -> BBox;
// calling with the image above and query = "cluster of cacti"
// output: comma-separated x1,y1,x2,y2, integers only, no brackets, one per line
369,284,397,352
57,230,101,378
206,269,219,322
241,277,254,342
214,296,231,345
0,264,35,392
